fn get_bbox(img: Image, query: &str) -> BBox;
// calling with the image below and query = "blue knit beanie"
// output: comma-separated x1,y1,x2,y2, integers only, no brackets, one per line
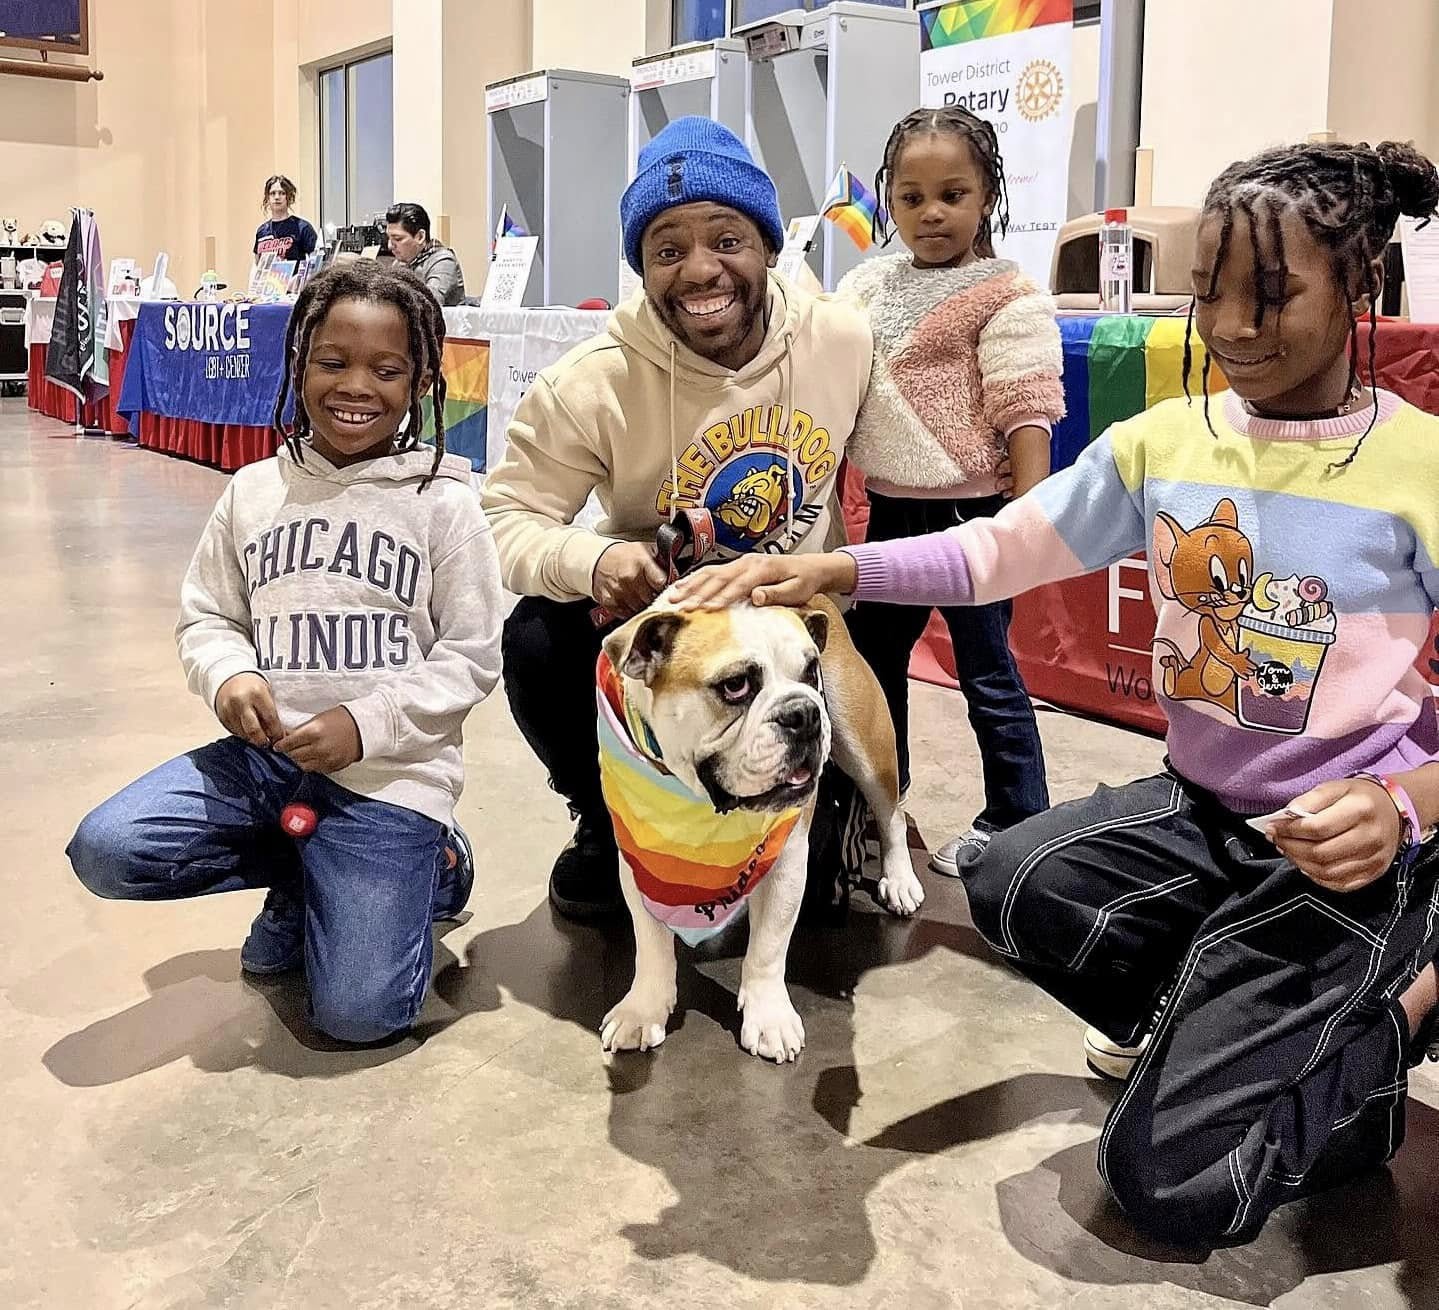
621,116,785,273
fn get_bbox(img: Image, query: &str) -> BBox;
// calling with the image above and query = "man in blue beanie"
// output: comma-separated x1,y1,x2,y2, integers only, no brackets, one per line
483,117,873,920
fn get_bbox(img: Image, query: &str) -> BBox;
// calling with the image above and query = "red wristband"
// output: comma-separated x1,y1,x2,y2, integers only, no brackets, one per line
1352,771,1423,855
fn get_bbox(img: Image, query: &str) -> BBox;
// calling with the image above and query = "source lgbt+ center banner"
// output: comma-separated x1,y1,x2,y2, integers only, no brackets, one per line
919,0,1074,285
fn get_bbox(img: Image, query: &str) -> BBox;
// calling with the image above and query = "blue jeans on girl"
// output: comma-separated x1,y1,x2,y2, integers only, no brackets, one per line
846,490,1049,827
66,737,460,1044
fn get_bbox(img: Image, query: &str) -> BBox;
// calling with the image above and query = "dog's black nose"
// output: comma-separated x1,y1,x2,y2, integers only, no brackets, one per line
774,697,820,738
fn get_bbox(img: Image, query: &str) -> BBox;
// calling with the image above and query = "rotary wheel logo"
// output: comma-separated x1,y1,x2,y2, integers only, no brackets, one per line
1016,58,1064,122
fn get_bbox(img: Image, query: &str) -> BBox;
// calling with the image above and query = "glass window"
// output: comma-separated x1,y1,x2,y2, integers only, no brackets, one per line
317,50,394,231
348,53,394,225
731,0,904,27
673,0,726,43
318,67,347,233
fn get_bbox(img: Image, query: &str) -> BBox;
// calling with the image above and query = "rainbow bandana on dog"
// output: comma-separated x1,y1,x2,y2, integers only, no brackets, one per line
596,652,802,946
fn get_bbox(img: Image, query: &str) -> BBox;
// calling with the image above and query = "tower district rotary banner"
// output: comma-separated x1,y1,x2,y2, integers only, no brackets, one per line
918,0,1075,285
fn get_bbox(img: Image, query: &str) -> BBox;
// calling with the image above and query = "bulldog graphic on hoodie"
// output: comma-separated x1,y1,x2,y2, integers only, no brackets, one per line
481,274,873,602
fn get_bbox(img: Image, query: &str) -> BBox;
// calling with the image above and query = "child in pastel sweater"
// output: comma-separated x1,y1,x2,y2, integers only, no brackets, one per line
838,107,1065,877
676,140,1439,1246
67,262,503,1045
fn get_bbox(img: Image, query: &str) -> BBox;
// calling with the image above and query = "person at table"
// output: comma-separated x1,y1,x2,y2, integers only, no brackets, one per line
673,140,1439,1249
386,203,466,308
480,116,871,920
254,174,318,263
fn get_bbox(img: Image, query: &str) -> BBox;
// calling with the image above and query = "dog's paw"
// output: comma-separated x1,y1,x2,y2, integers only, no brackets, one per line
736,982,805,1063
600,986,675,1053
878,864,925,917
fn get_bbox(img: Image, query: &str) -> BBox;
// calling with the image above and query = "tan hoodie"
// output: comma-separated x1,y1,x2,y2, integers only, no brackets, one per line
481,274,873,603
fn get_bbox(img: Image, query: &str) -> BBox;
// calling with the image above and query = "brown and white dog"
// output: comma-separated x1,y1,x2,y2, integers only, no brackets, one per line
597,593,923,1062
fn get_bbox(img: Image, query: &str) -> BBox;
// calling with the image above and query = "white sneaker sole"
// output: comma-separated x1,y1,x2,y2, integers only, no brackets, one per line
1084,1030,1146,1082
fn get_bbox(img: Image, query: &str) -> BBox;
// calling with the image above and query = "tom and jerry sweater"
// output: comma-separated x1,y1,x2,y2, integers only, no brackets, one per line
843,390,1439,813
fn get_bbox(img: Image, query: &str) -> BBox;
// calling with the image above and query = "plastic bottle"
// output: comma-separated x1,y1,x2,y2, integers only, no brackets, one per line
1099,208,1134,314
200,269,219,302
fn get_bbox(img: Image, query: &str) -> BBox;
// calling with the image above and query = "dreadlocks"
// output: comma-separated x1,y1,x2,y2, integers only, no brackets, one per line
1182,140,1439,464
873,106,1010,256
272,259,449,493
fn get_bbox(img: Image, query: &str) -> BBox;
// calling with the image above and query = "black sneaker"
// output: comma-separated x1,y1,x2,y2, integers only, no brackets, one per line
240,884,304,975
433,823,475,920
549,814,622,921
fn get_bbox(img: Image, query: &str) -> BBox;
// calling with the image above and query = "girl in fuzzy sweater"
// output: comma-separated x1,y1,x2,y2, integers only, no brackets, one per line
838,106,1065,876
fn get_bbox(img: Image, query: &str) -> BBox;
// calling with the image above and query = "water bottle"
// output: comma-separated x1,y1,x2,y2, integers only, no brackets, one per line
200,269,219,302
1099,208,1134,314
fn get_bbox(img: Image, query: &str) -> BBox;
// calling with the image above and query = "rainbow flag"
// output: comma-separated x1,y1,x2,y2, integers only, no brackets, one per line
921,0,1073,50
1051,315,1227,470
420,336,489,470
494,204,528,244
821,164,886,252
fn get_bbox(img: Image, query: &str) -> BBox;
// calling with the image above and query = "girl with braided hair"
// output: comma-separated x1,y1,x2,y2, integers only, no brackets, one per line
678,140,1439,1243
67,260,504,1045
839,105,1065,877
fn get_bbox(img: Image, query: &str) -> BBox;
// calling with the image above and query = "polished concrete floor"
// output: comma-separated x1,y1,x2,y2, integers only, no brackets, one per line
5,400,1439,1309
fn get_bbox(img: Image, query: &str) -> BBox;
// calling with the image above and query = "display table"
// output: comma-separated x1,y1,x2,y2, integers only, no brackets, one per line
841,314,1439,734
108,301,609,474
25,295,141,433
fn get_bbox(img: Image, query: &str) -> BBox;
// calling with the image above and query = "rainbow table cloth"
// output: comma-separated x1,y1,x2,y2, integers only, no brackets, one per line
1051,314,1222,473
596,652,802,946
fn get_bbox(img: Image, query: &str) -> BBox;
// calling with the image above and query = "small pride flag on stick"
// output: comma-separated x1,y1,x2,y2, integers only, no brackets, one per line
821,164,886,251
491,204,528,255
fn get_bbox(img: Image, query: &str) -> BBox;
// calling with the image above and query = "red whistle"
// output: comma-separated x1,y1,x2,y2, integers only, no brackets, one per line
280,803,318,838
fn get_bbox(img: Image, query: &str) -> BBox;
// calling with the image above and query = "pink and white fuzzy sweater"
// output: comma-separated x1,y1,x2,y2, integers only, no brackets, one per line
837,253,1065,497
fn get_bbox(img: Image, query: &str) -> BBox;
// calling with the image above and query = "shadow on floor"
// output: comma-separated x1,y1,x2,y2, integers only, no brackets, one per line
43,877,1439,1299
424,892,1005,1286
41,921,475,1085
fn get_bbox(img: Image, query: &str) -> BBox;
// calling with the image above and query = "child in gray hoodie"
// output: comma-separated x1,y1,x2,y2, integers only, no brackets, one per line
67,261,503,1044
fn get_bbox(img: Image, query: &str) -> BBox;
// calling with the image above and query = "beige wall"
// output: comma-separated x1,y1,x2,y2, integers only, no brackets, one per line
531,0,658,75
1140,0,1336,208
297,0,392,67
1328,0,1439,156
0,0,282,294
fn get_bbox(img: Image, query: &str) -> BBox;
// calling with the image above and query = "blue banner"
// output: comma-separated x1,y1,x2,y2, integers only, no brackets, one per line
118,301,293,428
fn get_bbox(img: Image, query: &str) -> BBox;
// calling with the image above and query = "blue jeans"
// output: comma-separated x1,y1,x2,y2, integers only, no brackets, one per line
846,491,1049,828
67,737,448,1043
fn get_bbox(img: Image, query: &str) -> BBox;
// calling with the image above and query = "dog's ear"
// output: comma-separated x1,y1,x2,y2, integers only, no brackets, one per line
800,606,829,653
604,612,684,684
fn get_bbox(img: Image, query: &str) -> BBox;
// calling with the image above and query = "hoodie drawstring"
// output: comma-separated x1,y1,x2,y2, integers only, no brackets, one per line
781,330,795,549
669,338,679,526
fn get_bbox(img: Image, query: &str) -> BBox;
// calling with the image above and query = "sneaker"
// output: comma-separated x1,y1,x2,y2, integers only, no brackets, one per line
240,885,304,975
1084,1026,1150,1081
929,827,991,878
434,823,474,920
549,813,622,921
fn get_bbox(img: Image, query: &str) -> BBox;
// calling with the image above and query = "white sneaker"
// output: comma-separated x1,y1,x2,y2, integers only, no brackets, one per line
1084,1026,1149,1081
929,826,991,878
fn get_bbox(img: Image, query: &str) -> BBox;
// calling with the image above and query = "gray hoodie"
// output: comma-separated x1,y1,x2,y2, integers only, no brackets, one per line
176,445,503,825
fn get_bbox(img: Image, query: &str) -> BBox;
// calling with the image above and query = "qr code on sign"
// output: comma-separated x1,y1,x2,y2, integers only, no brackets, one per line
493,272,519,301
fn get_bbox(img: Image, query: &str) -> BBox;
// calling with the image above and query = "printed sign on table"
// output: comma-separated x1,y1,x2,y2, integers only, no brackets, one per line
919,0,1074,285
117,301,293,428
481,235,540,308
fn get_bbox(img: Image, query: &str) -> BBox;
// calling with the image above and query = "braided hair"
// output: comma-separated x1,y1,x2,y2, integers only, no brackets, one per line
272,259,448,493
1182,140,1439,466
873,106,1009,256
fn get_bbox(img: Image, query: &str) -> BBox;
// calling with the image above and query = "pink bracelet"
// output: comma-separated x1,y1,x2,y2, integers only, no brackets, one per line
1352,771,1424,857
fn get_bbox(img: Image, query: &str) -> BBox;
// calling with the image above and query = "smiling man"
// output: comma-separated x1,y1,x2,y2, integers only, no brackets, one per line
481,117,872,919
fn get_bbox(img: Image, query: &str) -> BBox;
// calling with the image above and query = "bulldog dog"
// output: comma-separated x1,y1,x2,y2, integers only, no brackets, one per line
595,593,923,1063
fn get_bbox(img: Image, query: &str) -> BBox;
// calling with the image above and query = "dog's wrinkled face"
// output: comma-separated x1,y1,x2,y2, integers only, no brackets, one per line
604,600,831,813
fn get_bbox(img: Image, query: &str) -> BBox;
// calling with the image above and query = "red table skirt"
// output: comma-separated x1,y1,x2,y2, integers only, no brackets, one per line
26,316,136,435
132,412,278,471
